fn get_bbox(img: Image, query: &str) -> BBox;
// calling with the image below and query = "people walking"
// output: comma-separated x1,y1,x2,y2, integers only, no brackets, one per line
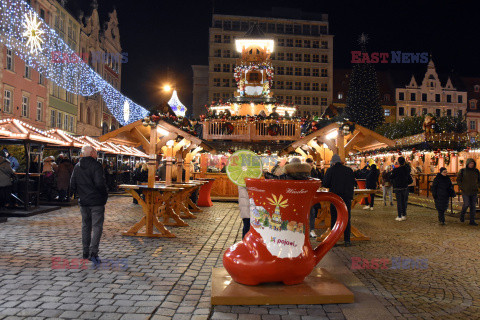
432,167,456,225
42,156,57,201
456,158,479,226
322,154,355,246
0,151,15,209
381,166,394,206
364,164,380,210
390,157,412,221
70,146,108,264
56,157,74,202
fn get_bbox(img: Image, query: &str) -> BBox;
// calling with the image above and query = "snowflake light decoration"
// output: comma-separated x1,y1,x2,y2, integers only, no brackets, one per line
22,11,44,54
168,90,186,117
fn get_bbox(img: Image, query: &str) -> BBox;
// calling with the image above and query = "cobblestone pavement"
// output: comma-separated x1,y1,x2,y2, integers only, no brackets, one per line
0,196,478,319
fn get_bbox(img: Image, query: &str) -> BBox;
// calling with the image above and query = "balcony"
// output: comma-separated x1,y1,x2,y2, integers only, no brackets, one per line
203,119,301,141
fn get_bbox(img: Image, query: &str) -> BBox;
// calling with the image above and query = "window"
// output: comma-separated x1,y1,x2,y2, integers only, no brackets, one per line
295,82,301,90
277,67,284,75
447,109,452,116
3,90,12,113
22,95,29,117
69,116,74,132
285,25,293,34
222,64,229,72
399,107,404,116
312,97,319,105
435,94,440,102
312,83,319,91
86,107,91,125
320,26,328,34
214,35,221,43
39,73,45,85
410,108,416,116
267,23,275,33
24,64,31,79
6,49,13,71
320,69,327,77
399,92,404,101
277,53,284,60
303,40,311,48
458,95,463,103
50,110,56,127
213,93,220,101
222,92,230,99
312,40,319,48
214,64,220,72
303,68,310,76
447,95,451,103
213,78,220,87
338,93,343,99
295,68,301,76
214,49,221,57
286,96,292,104
435,109,441,117
385,109,390,116
66,91,74,104
295,53,302,62
286,39,293,47
304,83,310,91
286,81,293,90
277,81,284,89
295,96,301,104
321,55,328,63
470,121,476,131
223,50,230,58
470,100,477,109
311,25,319,36
303,97,311,105
410,93,416,101
312,54,319,63
286,53,293,61
422,93,427,101
304,54,310,62
57,111,62,128
36,101,42,121
321,97,327,106
64,114,69,130
422,108,428,115
278,38,284,46
321,41,328,49
222,79,229,87
475,85,480,93
295,39,302,47
223,35,230,43
286,67,293,75
79,103,83,122
276,95,284,102
313,69,319,77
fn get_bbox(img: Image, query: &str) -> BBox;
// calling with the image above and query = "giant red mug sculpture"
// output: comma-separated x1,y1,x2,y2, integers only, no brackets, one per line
223,178,348,286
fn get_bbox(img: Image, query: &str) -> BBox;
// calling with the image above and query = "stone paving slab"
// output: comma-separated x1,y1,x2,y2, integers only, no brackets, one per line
0,196,478,319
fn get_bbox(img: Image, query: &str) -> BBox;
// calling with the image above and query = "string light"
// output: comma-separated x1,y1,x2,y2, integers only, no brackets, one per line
0,0,149,126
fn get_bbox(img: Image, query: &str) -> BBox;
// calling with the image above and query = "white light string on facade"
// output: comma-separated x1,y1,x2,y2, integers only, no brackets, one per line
0,0,149,125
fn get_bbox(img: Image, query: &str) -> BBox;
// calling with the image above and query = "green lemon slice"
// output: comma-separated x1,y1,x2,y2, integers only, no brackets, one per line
226,150,263,187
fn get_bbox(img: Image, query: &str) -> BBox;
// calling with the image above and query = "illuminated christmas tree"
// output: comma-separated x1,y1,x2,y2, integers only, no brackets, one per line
346,34,384,129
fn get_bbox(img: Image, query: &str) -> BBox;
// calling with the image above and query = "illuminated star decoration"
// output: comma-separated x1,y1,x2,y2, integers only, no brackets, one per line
168,90,187,117
358,33,369,45
22,11,44,54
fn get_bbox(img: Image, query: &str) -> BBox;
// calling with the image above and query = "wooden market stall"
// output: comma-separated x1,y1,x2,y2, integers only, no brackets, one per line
98,119,214,238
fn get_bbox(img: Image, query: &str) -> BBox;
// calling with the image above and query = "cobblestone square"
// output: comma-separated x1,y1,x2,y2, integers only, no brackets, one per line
0,196,479,319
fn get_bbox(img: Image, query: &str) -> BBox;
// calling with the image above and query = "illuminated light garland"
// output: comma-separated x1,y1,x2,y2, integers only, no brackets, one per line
168,90,186,117
0,0,149,126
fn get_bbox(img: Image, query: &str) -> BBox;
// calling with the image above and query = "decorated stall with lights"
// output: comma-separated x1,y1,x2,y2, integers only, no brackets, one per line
98,118,213,237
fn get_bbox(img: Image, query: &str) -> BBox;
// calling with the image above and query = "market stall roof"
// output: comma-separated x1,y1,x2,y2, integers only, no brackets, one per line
103,141,148,158
46,129,86,148
0,118,66,146
97,120,214,152
75,136,118,154
279,122,395,156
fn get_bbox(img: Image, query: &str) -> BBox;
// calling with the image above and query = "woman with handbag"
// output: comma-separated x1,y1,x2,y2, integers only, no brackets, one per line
431,167,456,225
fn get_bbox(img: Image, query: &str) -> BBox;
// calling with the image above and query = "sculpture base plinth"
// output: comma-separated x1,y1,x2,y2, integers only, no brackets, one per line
211,267,354,305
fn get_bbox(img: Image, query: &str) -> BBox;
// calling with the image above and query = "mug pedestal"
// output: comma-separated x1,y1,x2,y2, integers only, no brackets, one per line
211,267,354,305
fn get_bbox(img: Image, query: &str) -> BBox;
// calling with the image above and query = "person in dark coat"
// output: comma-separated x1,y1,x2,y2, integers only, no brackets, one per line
2,148,19,171
56,157,74,201
306,158,321,179
390,157,412,221
364,164,380,210
0,151,15,208
432,167,455,225
322,154,355,246
70,146,108,264
456,158,479,226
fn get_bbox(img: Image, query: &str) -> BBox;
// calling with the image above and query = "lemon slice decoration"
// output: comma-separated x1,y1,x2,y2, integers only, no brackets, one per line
226,150,263,187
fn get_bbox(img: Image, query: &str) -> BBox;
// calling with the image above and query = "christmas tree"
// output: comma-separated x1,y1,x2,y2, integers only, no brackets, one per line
346,34,384,129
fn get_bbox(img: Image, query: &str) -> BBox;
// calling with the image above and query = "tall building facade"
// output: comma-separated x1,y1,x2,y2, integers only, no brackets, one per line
201,11,333,117
461,77,480,132
0,0,56,130
395,60,467,121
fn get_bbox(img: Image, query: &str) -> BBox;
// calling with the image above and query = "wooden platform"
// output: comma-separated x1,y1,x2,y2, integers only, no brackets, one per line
211,267,354,305
0,206,61,217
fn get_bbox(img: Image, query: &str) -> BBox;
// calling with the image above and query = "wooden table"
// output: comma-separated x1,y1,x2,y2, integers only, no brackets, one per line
119,184,183,238
314,189,372,242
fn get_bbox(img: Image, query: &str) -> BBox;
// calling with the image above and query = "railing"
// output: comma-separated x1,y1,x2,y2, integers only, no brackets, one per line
203,120,301,141
395,132,472,147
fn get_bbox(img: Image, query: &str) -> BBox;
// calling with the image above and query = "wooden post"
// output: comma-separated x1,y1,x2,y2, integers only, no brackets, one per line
148,126,158,188
337,129,345,162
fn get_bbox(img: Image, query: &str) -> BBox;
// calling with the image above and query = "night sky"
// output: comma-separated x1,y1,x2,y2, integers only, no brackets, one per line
73,0,480,111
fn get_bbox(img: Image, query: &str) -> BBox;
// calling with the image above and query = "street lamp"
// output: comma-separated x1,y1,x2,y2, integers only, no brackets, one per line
163,84,172,92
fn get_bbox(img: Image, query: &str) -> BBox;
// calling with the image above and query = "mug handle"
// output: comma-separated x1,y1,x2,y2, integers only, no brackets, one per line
311,192,348,265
